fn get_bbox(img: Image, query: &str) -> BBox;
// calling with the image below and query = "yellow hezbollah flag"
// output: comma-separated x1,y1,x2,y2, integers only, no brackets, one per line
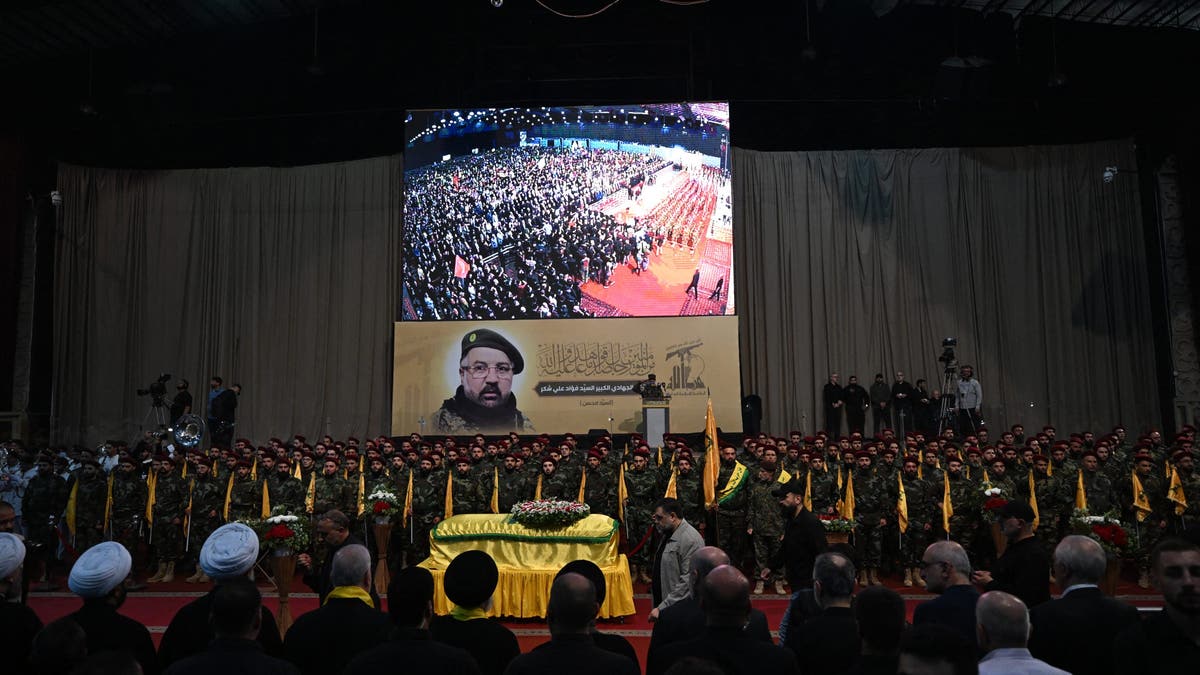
292,462,302,480
103,474,114,533
534,474,543,501
403,470,414,527
1075,470,1088,511
702,399,720,508
223,473,235,521
1168,466,1188,516
617,461,628,522
840,471,856,520
803,471,813,511
1027,470,1039,531
357,471,365,517
578,470,589,502
261,479,271,518
305,472,316,514
444,471,455,519
664,464,677,499
1132,469,1153,523
777,469,792,484
65,481,78,536
145,470,157,522
897,472,908,534
491,467,500,514
943,472,953,533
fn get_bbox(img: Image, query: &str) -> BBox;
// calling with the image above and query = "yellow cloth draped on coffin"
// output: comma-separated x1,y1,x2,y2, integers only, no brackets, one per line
418,514,635,619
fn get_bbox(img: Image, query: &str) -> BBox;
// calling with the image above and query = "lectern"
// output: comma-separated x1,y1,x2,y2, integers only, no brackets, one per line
642,398,671,447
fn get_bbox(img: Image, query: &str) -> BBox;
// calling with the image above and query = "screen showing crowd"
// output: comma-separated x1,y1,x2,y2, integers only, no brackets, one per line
402,102,734,321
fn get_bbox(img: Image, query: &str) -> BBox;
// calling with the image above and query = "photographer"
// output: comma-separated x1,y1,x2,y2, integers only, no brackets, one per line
956,365,982,437
169,379,192,426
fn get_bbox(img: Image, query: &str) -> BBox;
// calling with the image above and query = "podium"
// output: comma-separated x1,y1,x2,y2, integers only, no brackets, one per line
642,398,671,447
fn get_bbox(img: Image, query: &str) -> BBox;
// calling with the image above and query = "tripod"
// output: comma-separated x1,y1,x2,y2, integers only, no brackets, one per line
140,399,170,436
936,365,959,437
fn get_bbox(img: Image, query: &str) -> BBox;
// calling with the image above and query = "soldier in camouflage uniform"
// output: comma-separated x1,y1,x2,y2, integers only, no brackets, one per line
70,460,109,554
363,457,391,496
581,450,613,517
148,455,187,583
624,448,660,583
311,458,355,516
746,461,785,595
109,455,148,585
850,451,895,586
899,456,937,587
1122,451,1168,588
532,457,572,502
447,458,480,515
1076,449,1117,515
404,456,444,566
270,458,307,513
944,455,982,562
668,454,705,528
806,455,839,516
22,453,68,587
184,460,224,582
714,445,750,568
227,460,261,522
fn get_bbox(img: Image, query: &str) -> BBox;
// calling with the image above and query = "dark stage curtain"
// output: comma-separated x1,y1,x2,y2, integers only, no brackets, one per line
733,140,1160,435
52,156,401,444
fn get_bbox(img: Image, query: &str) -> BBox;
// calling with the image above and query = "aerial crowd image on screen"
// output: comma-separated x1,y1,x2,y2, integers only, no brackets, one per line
402,102,733,321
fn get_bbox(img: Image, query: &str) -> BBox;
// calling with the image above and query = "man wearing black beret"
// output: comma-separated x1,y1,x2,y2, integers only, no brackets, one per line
434,328,535,433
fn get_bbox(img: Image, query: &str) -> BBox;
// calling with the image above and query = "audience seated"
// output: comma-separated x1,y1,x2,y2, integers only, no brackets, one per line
554,559,640,665
976,591,1067,674
912,541,981,650
163,578,298,675
66,541,158,675
430,550,520,675
783,552,859,675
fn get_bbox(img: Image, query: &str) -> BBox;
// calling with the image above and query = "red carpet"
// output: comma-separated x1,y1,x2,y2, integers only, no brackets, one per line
26,572,1163,673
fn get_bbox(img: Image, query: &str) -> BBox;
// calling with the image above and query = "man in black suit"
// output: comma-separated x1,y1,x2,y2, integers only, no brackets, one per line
344,567,481,675
912,540,980,649
298,510,378,606
164,579,297,675
767,478,829,644
555,560,639,664
284,545,391,675
1029,535,1139,675
784,552,860,675
646,565,800,675
504,573,639,675
648,546,772,663
972,500,1051,608
1112,538,1200,675
430,550,520,675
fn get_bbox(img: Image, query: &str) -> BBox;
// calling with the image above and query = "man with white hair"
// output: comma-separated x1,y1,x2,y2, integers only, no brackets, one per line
976,591,1068,674
158,523,284,668
285,544,391,675
1028,535,1139,675
912,540,980,649
67,541,158,675
0,533,41,666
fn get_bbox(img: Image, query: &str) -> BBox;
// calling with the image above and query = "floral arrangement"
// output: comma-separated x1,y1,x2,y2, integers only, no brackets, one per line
1070,509,1130,554
980,485,1008,518
509,499,591,529
367,490,403,523
817,515,856,533
244,508,311,554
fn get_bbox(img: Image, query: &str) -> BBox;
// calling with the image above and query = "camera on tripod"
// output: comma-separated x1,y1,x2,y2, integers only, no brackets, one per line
137,373,172,406
938,338,957,369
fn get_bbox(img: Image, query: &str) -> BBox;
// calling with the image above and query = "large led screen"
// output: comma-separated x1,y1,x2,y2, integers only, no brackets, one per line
402,102,733,320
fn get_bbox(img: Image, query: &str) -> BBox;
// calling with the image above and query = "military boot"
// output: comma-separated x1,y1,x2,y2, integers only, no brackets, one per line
638,567,652,585
1138,569,1151,589
857,570,868,586
197,572,211,583
147,562,167,583
773,580,787,595
753,580,765,594
913,568,926,588
161,562,175,583
902,569,913,587
185,567,204,583
868,568,881,586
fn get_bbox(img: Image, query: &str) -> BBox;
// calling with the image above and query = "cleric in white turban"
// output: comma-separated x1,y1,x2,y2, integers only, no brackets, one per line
159,522,284,667
68,540,131,599
0,532,42,672
199,522,260,580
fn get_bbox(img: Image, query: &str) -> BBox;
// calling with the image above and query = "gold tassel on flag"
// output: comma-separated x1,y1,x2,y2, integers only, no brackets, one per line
444,471,454,519
802,471,812,511
896,473,908,533
1075,470,1088,511
65,481,78,537
840,472,856,520
305,472,316,514
491,467,499,514
223,473,235,521
702,399,720,508
1027,470,1039,531
261,479,271,518
943,472,953,533
1132,470,1153,522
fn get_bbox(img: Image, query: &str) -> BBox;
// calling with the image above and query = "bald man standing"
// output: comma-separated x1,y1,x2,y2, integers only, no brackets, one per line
646,566,799,675
976,591,1068,675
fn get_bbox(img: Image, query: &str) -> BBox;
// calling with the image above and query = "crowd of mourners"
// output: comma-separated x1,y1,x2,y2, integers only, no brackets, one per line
402,146,728,320
3,415,1200,674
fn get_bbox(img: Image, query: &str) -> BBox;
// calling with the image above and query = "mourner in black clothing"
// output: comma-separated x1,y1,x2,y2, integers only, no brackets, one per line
784,552,860,675
822,374,844,435
299,510,379,606
972,500,1051,608
284,545,391,675
430,550,520,675
1029,536,1140,675
163,579,298,675
1112,538,1200,675
555,559,641,666
66,542,159,675
344,567,481,675
505,573,639,675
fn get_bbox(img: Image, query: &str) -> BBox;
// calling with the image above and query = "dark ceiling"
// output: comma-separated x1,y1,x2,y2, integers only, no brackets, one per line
0,0,1198,167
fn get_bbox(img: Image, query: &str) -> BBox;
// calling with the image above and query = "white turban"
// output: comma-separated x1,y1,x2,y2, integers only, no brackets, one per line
200,523,260,580
68,541,131,598
0,533,25,580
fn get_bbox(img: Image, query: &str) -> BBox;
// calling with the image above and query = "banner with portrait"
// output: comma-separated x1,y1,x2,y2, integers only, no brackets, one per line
392,316,742,436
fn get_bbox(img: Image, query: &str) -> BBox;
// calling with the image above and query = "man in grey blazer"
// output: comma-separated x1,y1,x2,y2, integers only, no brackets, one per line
648,497,706,622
